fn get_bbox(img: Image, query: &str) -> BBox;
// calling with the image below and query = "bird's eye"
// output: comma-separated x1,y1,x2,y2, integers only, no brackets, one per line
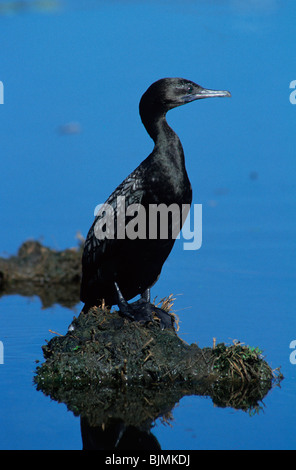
187,85,194,93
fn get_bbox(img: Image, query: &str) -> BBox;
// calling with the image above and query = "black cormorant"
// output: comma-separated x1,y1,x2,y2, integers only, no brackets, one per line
80,78,230,327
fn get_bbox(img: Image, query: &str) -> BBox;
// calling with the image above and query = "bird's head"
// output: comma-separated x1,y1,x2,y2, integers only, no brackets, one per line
140,77,231,115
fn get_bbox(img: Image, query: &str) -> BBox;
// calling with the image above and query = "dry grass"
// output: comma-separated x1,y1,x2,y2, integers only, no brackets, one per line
212,340,273,382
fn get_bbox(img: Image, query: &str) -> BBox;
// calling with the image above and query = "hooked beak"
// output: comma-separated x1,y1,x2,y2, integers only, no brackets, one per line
184,87,231,103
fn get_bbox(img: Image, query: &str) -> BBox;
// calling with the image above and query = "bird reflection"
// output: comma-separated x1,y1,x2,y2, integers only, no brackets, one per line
81,418,161,451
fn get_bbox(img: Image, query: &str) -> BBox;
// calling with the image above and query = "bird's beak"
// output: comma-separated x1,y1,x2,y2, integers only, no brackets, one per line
184,88,231,103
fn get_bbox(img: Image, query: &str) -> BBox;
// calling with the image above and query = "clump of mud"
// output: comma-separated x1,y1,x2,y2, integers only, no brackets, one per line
35,302,279,390
36,305,212,387
0,240,82,307
34,303,283,423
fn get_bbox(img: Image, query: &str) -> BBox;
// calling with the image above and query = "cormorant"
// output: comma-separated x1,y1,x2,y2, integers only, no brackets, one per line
80,78,230,327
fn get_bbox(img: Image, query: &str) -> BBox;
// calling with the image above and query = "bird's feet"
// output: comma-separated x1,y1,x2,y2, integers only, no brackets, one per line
149,304,174,330
114,283,174,330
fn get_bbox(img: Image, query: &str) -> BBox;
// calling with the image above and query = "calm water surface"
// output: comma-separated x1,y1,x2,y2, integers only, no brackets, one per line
0,0,295,450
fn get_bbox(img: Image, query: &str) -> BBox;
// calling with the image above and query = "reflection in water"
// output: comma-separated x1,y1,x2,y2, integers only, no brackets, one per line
36,375,277,450
0,280,80,309
81,418,161,451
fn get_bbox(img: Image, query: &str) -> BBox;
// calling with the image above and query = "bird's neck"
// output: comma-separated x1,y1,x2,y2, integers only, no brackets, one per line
143,112,186,169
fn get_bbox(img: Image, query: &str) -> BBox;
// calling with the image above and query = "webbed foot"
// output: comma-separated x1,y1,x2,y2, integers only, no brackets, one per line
150,305,174,329
114,283,174,329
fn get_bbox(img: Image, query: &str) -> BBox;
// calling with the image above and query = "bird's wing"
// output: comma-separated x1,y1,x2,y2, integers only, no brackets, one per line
82,165,147,269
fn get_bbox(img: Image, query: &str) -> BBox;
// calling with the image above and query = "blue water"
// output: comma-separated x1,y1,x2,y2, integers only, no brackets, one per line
0,0,295,450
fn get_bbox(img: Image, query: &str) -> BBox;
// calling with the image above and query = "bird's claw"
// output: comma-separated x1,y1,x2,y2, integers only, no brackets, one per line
115,282,174,329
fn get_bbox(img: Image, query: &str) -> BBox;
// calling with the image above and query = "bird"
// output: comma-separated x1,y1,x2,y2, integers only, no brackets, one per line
80,77,231,327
